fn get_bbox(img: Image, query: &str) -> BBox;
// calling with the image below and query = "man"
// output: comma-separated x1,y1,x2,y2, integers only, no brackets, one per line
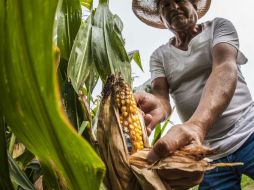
132,0,254,189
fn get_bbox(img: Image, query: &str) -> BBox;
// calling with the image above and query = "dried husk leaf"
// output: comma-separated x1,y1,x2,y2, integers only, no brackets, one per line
130,145,242,172
130,165,168,190
129,146,242,190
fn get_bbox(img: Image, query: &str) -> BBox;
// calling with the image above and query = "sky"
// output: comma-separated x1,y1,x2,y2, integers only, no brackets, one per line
93,0,254,125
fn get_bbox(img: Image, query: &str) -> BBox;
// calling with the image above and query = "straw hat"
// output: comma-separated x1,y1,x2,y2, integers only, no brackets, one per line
132,0,211,29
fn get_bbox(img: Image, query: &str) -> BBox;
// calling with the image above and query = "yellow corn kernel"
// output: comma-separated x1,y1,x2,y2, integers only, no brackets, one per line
128,117,132,124
121,100,125,105
123,112,128,117
120,95,125,100
129,124,134,130
121,106,127,113
133,122,138,127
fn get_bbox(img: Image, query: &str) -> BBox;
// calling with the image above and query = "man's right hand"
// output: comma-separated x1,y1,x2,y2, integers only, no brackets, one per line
147,121,206,190
134,91,170,135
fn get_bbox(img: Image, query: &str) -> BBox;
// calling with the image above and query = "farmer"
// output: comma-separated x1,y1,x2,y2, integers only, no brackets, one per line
132,0,254,189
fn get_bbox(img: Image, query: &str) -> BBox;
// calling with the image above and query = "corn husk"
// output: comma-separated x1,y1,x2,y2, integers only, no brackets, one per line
97,75,149,190
96,74,242,190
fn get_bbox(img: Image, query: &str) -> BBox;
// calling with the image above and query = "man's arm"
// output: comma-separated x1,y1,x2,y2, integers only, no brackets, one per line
134,77,171,135
143,42,238,190
147,42,238,162
151,77,172,120
188,42,238,137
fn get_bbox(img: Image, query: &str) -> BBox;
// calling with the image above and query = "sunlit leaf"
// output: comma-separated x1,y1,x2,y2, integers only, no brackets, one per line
85,64,99,103
0,0,105,189
78,121,90,135
80,0,93,10
152,107,175,145
56,0,82,61
67,16,93,92
152,123,162,146
128,50,143,71
92,1,131,84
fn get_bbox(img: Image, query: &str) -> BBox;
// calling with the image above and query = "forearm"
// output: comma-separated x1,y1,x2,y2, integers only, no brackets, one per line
153,93,172,119
189,61,237,135
151,77,172,120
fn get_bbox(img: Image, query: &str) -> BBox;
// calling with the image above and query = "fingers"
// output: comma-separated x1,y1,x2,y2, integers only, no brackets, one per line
144,114,152,126
133,92,151,115
146,126,192,163
147,136,174,163
134,92,158,113
133,91,147,108
144,114,159,136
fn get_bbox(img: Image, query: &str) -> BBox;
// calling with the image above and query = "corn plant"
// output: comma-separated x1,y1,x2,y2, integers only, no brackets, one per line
0,0,106,189
0,0,145,188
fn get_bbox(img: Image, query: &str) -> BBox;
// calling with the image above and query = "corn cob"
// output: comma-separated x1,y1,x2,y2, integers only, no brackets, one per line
114,78,144,153
97,74,149,190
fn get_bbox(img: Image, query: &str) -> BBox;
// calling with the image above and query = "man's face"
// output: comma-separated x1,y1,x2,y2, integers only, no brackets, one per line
158,0,198,31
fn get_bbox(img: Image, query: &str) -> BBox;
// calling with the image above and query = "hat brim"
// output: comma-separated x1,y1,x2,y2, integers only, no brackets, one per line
132,0,211,29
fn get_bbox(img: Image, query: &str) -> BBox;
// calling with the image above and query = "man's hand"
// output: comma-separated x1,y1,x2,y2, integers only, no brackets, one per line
134,91,170,135
148,121,205,190
147,121,205,162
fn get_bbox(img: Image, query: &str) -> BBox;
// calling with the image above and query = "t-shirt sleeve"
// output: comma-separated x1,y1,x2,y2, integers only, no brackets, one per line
212,17,247,65
149,49,166,82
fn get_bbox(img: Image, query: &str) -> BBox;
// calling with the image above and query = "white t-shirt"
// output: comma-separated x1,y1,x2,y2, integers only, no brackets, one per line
150,17,254,160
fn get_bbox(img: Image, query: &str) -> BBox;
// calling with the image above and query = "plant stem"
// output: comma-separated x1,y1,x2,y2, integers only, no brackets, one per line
8,133,16,155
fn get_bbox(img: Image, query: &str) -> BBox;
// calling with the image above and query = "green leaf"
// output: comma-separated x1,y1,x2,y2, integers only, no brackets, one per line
0,117,14,190
85,64,99,103
0,0,105,189
0,2,14,189
128,50,143,71
62,81,83,130
68,2,131,93
67,16,94,92
8,153,36,190
92,2,131,84
56,0,82,62
152,107,175,145
80,0,93,10
78,121,90,135
152,123,162,146
15,149,35,169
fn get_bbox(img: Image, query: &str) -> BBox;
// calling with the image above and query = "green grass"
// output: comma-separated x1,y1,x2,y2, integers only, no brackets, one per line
192,175,254,190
